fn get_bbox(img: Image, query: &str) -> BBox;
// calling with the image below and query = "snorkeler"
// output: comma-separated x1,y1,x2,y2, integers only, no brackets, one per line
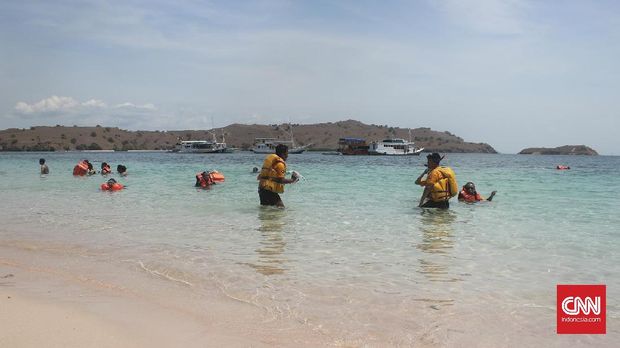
257,144,298,208
458,182,496,202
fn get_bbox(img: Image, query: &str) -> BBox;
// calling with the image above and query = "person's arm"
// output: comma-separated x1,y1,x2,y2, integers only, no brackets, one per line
486,191,497,201
418,186,431,207
272,177,297,184
271,163,298,184
415,168,427,185
417,169,440,187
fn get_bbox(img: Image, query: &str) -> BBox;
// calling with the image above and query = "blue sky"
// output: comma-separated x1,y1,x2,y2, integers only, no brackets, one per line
1,0,618,154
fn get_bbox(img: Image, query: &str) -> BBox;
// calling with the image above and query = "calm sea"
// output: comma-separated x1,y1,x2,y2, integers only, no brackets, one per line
1,152,618,345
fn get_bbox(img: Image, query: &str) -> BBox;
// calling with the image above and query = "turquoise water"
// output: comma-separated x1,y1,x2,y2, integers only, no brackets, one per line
1,152,619,344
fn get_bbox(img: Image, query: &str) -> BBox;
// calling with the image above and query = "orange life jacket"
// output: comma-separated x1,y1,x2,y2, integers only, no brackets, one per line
209,171,225,182
196,172,213,188
459,189,482,202
73,161,88,176
100,183,124,191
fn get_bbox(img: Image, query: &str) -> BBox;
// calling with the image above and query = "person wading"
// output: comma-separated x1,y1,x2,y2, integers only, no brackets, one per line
415,153,458,209
257,144,298,208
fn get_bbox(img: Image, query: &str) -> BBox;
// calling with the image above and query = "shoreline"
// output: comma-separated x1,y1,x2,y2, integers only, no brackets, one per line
0,243,330,348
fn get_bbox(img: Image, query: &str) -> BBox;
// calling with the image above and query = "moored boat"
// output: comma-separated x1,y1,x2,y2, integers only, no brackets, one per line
368,138,424,156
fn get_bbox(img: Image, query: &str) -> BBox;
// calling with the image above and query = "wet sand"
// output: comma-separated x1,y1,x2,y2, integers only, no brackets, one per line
0,241,617,347
0,243,329,348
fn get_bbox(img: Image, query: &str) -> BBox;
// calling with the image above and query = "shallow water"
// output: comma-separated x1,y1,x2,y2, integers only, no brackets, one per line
1,152,619,345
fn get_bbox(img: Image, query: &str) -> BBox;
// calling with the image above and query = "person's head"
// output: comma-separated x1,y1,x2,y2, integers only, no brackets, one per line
101,162,108,169
426,152,442,169
275,144,288,160
39,158,45,165
117,164,126,173
252,167,259,173
464,182,476,194
87,162,93,170
107,178,117,186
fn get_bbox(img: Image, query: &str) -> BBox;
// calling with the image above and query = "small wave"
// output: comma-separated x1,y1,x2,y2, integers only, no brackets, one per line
137,261,193,287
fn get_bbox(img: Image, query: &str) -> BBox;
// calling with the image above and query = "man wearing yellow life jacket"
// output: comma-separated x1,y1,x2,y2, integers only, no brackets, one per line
415,153,458,209
257,144,299,208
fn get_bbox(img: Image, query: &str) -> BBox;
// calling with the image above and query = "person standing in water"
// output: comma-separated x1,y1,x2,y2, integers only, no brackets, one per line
39,158,49,175
415,153,458,209
257,144,298,208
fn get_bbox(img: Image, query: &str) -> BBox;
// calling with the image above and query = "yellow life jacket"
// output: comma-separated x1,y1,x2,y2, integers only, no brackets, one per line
429,166,458,202
258,154,286,193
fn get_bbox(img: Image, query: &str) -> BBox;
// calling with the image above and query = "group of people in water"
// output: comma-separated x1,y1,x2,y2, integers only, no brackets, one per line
39,145,496,209
255,144,494,209
69,159,128,177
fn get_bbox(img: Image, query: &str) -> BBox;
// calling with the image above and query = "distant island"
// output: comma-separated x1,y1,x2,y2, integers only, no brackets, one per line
518,145,598,156
0,119,497,153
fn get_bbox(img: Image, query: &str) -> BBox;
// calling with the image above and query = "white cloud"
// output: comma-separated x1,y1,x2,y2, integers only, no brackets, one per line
9,95,161,129
82,99,107,108
14,95,79,114
14,96,156,115
114,102,157,110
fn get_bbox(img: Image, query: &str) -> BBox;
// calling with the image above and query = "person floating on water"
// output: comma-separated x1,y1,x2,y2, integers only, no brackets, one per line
415,153,458,209
39,158,49,175
458,182,496,203
257,144,298,208
196,171,213,188
100,178,124,191
117,164,127,176
195,170,226,189
101,162,112,175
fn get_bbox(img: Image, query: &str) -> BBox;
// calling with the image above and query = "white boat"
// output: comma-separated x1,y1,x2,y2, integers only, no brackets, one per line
174,129,228,153
368,138,424,156
175,140,227,153
252,138,309,154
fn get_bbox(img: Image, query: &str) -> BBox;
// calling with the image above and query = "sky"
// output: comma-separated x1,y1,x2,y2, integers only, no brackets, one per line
1,0,618,154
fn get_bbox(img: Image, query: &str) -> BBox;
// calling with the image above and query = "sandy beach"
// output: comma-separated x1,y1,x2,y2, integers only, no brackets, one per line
0,242,328,348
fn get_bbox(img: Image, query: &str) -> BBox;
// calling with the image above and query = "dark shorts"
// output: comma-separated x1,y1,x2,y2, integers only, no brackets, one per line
258,188,283,207
421,200,450,209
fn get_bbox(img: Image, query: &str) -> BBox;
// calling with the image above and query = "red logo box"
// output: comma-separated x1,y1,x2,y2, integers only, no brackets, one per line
557,284,606,334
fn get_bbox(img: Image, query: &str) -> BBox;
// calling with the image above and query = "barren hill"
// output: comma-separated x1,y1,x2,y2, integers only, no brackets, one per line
0,120,496,153
518,145,598,155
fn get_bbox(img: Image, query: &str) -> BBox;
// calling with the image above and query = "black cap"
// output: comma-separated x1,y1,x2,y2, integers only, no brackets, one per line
426,152,442,164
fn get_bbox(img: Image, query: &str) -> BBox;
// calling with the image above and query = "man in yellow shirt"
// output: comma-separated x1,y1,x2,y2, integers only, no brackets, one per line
257,144,299,208
415,152,455,209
